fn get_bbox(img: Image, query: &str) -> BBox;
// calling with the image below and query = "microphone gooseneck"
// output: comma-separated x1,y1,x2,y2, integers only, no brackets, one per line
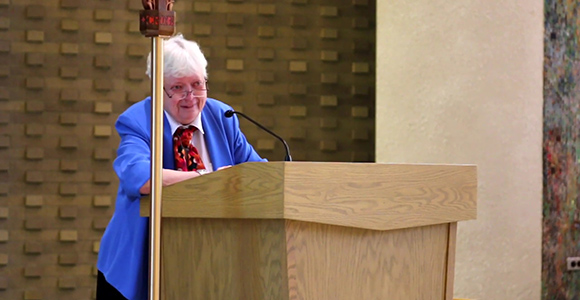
225,110,292,161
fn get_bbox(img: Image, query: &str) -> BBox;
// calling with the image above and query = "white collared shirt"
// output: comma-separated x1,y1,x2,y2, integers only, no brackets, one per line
165,112,214,172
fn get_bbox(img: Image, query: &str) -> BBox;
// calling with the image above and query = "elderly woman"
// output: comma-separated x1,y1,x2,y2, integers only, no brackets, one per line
96,34,265,300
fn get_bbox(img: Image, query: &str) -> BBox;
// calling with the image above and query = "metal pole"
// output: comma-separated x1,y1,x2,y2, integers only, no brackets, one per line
139,2,175,300
148,36,164,300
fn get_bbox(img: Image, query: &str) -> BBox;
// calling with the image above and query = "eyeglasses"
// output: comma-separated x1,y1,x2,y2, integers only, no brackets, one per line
164,80,209,99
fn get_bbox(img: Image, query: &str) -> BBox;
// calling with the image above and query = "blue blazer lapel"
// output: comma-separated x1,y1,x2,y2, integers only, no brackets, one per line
201,109,228,170
162,116,175,170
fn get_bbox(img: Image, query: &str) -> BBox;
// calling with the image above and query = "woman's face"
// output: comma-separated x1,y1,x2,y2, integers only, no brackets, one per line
163,73,208,125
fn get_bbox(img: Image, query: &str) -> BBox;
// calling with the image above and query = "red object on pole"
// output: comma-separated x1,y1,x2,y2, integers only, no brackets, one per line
140,0,176,37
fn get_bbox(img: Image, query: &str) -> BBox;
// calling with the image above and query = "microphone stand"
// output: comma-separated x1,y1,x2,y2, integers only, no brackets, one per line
139,2,175,300
225,110,292,162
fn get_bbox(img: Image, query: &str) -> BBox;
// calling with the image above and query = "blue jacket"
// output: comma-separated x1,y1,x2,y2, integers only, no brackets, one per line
97,97,265,299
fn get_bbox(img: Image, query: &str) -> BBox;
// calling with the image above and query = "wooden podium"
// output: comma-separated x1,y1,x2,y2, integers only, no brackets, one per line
141,162,477,300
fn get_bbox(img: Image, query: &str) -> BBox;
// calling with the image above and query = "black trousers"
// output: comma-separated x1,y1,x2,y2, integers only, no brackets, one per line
97,271,128,300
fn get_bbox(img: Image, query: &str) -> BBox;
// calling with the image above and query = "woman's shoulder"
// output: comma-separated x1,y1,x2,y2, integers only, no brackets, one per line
204,97,232,113
116,97,152,130
120,96,152,117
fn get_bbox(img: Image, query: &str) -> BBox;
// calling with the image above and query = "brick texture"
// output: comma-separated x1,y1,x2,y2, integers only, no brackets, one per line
0,0,375,298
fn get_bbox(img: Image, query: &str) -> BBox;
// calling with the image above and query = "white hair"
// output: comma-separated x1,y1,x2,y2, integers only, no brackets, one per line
145,33,208,79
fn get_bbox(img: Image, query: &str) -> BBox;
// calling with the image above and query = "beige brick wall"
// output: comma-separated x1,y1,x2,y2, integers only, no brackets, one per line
0,0,375,298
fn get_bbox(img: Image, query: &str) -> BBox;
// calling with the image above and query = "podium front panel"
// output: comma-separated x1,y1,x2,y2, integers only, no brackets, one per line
160,218,453,300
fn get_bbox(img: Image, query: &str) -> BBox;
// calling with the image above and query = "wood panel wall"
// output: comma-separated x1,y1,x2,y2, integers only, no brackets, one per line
0,0,375,299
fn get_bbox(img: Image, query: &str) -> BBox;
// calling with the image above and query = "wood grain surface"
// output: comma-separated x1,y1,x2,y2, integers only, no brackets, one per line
283,162,477,230
146,162,472,299
142,162,286,219
285,220,450,300
141,162,477,231
161,218,289,300
160,218,452,300
445,223,458,300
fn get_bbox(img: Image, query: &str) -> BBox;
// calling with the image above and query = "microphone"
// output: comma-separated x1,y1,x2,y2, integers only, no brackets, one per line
225,110,292,162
